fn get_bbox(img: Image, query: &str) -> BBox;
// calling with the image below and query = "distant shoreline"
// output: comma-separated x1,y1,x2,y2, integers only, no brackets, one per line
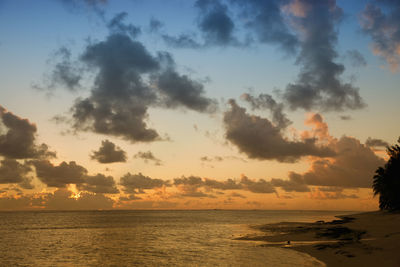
238,211,400,267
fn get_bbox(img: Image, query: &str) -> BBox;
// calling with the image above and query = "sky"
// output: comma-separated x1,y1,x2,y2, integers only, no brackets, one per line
0,0,399,211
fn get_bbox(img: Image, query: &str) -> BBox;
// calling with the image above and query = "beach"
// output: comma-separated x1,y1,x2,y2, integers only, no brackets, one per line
239,211,400,266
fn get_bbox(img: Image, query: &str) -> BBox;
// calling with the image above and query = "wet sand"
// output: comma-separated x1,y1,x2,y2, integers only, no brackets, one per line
238,211,400,266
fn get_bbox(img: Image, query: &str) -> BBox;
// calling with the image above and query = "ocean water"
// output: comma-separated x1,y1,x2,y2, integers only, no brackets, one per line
0,210,354,266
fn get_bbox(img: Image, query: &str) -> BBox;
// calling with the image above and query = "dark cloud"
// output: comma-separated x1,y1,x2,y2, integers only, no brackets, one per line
360,1,400,71
0,195,34,210
164,0,297,50
195,0,237,46
223,100,334,162
162,34,202,49
241,93,291,129
0,106,56,159
309,187,359,200
0,189,115,210
345,49,367,67
47,13,216,142
148,18,163,33
61,0,107,6
173,175,275,194
59,0,107,16
120,172,167,194
71,32,160,142
295,136,385,188
282,0,365,111
155,70,218,113
231,0,299,53
365,137,389,148
133,151,162,166
107,12,141,38
31,160,87,187
0,159,33,189
239,175,275,193
200,155,247,163
161,0,238,48
200,156,223,162
90,140,127,163
78,173,119,194
174,175,203,186
203,177,242,190
44,189,114,210
173,176,216,198
339,115,352,120
118,194,141,201
35,47,82,92
271,172,310,192
229,192,246,198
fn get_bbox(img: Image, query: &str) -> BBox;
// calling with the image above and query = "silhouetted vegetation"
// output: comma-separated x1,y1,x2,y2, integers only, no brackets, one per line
373,138,400,211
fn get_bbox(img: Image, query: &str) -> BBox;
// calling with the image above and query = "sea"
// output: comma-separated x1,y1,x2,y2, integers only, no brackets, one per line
0,210,355,266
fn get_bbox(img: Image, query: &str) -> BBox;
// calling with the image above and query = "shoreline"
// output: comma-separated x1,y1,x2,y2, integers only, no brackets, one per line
238,211,400,266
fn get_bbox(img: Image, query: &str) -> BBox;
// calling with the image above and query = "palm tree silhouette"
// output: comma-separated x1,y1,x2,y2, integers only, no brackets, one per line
373,138,400,211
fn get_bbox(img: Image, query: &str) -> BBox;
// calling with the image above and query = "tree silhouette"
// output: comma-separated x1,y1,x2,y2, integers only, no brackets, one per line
373,138,400,211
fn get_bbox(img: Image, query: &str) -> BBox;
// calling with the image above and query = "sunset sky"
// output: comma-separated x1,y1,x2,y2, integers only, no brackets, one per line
1,0,399,211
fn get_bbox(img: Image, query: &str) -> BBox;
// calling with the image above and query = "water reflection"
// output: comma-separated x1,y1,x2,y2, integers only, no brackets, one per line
0,210,351,266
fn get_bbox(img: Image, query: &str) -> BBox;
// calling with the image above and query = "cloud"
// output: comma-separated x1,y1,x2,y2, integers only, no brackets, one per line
71,32,160,142
162,34,202,49
360,1,400,71
0,106,56,159
0,189,115,210
340,115,352,120
0,195,35,210
173,175,275,194
0,159,33,189
239,175,275,193
231,0,299,53
120,172,167,194
107,12,141,38
195,0,237,46
282,0,365,111
90,140,127,163
365,137,389,148
148,18,163,33
223,100,334,162
271,172,310,192
59,0,107,16
346,49,367,67
48,13,216,143
284,113,385,188
295,136,385,188
35,47,82,92
203,177,242,190
200,156,223,162
173,176,216,198
309,187,359,200
31,160,87,187
44,189,114,210
200,155,247,163
133,151,162,166
241,93,291,129
161,0,239,48
229,192,246,198
154,69,218,113
78,173,119,194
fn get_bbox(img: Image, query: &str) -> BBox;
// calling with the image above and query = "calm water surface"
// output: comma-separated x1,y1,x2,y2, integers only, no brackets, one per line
0,210,355,266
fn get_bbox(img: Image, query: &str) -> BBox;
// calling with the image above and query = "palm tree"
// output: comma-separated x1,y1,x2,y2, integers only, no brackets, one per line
373,138,400,211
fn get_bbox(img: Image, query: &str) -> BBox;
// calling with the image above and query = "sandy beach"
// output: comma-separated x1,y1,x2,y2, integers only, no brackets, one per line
238,211,400,267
